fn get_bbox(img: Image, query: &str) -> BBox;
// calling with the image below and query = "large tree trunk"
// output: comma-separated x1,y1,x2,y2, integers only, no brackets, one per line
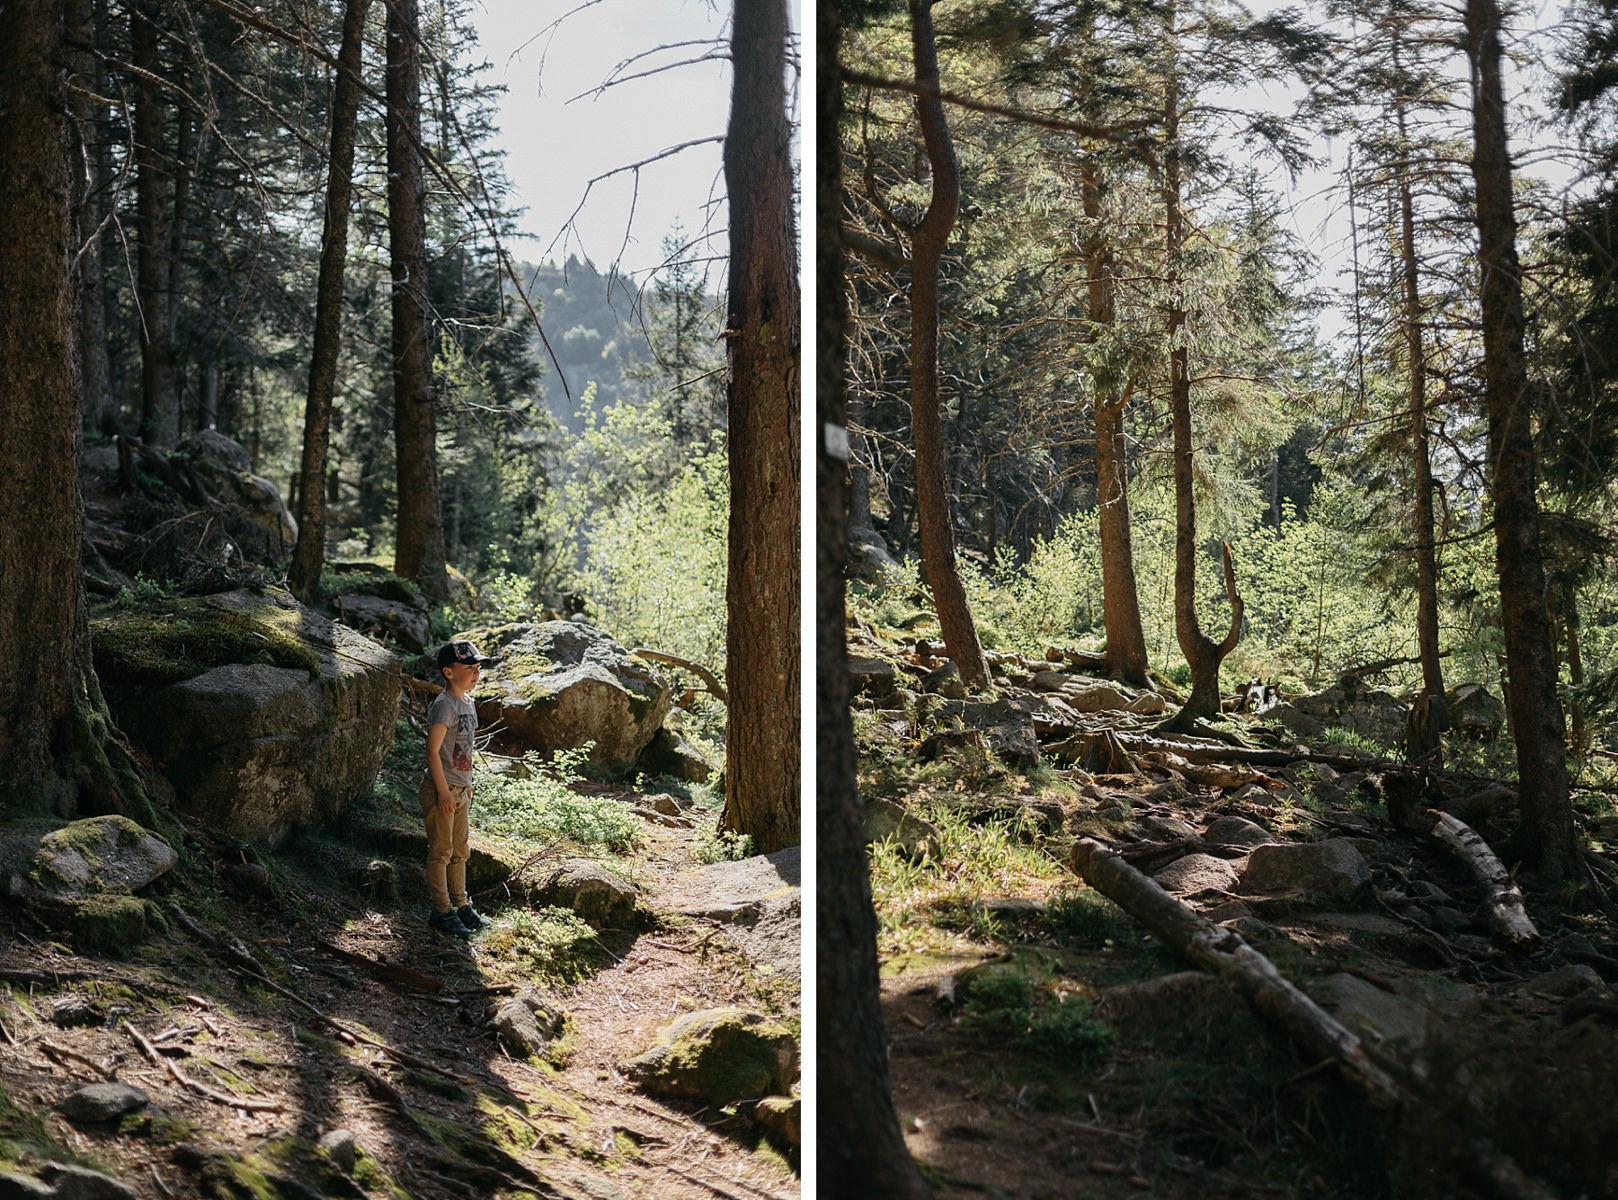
386,0,448,601
818,3,935,1192
289,0,372,603
719,0,801,855
907,0,991,693
1464,0,1582,881
1,0,144,819
1082,160,1149,688
1159,56,1242,732
132,0,180,447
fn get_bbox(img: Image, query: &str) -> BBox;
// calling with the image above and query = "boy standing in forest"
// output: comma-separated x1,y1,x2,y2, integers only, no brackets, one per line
423,640,494,937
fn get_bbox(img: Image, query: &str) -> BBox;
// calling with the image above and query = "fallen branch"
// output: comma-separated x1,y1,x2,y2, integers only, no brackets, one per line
1068,837,1558,1200
315,940,445,993
631,647,728,704
38,1039,116,1080
127,1022,283,1112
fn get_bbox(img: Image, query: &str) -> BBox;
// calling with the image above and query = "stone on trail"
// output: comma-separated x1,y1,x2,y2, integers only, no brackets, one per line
490,985,568,1059
657,847,801,977
619,1008,798,1107
1152,853,1241,897
0,817,176,902
1239,838,1371,900
537,858,637,928
1203,815,1279,848
61,1083,148,1125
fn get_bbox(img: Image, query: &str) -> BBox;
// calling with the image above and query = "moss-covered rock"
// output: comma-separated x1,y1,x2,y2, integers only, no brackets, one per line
460,622,671,772
97,589,399,844
619,1008,798,1108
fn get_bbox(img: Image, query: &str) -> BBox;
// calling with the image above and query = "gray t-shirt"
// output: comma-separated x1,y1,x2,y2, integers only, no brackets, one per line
425,692,478,790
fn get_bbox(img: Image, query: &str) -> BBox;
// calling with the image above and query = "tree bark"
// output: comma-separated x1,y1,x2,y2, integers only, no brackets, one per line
906,0,991,693
1159,49,1242,733
289,0,372,603
819,3,936,1192
132,0,180,447
1,0,144,818
1393,44,1447,764
719,0,801,855
386,0,448,601
1463,0,1582,881
69,0,116,434
1082,160,1149,688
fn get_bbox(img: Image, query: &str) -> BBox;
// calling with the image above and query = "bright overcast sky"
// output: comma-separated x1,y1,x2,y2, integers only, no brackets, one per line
468,0,752,285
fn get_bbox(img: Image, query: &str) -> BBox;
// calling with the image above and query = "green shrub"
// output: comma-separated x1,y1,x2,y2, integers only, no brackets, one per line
476,747,639,853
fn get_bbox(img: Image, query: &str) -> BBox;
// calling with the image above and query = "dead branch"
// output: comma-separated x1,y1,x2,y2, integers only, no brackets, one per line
38,1039,116,1080
1068,838,1559,1200
631,648,728,703
127,1022,283,1112
314,940,445,993
1386,806,1540,953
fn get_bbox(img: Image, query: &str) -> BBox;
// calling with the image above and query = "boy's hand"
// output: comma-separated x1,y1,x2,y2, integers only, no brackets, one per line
437,787,454,814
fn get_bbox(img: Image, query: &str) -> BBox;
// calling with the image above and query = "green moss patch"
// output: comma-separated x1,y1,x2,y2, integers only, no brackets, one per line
91,600,320,686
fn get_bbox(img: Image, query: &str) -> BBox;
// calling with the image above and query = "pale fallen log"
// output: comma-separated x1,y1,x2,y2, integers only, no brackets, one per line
631,647,728,704
1068,837,1557,1200
1046,728,1392,774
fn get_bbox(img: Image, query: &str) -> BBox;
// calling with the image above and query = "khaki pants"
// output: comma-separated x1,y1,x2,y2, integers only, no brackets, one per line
420,779,471,913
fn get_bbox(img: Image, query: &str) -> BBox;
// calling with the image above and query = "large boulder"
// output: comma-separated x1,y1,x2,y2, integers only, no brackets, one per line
98,589,399,844
0,817,177,901
620,1008,798,1107
175,430,298,559
1265,679,1407,749
463,622,672,770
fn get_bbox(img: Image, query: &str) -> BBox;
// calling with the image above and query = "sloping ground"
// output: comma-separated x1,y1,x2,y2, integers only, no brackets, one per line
856,634,1618,1200
0,762,798,1200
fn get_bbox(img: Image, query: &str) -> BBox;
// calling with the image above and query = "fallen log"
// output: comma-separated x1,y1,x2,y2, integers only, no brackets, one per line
1068,837,1557,1200
630,648,728,704
1047,728,1393,775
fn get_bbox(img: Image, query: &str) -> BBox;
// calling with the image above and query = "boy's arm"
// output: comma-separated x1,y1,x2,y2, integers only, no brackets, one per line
425,723,454,814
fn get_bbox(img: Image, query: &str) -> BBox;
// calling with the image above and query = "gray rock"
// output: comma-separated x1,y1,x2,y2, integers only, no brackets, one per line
620,1008,797,1106
0,817,176,902
0,1171,55,1199
1240,838,1371,899
464,622,672,770
1448,682,1506,740
864,798,941,859
491,985,568,1058
538,859,637,927
847,525,901,582
176,431,297,557
635,727,712,783
316,1129,358,1173
1153,853,1240,897
657,848,801,976
1310,973,1436,1056
921,661,967,699
1203,815,1278,848
34,1163,139,1200
61,1083,147,1124
103,590,399,845
334,592,430,652
846,655,899,700
1525,964,1605,999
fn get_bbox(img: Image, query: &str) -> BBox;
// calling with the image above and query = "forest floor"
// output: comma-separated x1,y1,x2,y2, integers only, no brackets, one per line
854,628,1618,1200
0,700,800,1200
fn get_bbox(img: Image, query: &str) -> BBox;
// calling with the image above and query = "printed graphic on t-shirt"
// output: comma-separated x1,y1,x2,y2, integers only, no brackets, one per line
452,713,474,774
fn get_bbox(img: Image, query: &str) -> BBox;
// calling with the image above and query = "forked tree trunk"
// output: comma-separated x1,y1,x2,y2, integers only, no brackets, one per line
1464,0,1582,881
907,0,991,693
1159,58,1242,732
818,2,935,1191
289,0,372,603
1082,160,1149,687
1,0,145,818
720,0,801,854
386,0,448,600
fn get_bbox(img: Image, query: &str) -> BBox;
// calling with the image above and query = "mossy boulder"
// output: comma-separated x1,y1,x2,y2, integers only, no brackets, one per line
97,589,400,844
0,817,175,953
461,622,672,771
619,1008,798,1108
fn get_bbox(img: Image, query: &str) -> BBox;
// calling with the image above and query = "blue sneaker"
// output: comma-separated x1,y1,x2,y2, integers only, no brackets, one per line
457,904,491,930
428,909,471,937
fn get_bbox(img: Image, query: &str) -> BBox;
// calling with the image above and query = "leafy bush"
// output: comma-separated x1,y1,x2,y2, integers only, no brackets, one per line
475,746,639,853
482,906,601,984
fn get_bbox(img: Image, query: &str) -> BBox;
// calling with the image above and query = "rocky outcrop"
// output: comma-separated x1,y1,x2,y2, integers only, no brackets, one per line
175,430,297,557
0,817,177,902
620,1008,798,1107
463,621,672,770
1265,680,1407,749
100,589,399,844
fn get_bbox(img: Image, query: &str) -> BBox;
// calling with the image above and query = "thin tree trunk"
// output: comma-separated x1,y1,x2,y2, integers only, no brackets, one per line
69,0,115,434
132,0,179,447
720,0,801,855
1394,50,1446,761
907,0,990,692
1082,160,1149,687
386,0,448,600
289,0,372,603
1464,0,1582,881
818,2,935,1191
1160,53,1242,731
